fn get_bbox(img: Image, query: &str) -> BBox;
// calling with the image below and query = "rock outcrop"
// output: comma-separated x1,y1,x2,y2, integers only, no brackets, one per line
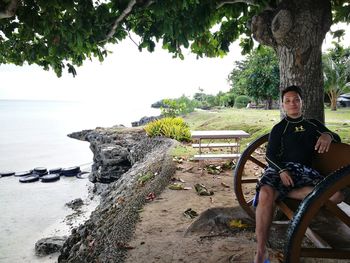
35,236,67,256
61,126,177,263
69,126,165,183
131,115,161,127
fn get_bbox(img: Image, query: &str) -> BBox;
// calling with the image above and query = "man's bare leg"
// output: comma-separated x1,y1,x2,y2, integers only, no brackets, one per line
255,186,343,263
329,191,344,204
255,185,277,263
287,186,313,200
288,187,344,204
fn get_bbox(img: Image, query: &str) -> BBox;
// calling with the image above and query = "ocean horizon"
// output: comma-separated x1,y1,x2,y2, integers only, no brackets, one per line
0,99,160,172
0,98,160,262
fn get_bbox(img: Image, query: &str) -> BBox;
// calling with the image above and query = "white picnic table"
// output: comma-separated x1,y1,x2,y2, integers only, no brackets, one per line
191,130,250,160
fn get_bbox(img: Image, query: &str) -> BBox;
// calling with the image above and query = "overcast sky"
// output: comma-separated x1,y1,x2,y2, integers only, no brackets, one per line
0,23,349,107
0,37,244,107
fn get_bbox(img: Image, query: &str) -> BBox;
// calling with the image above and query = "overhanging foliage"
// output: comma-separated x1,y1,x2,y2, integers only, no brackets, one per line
0,0,348,77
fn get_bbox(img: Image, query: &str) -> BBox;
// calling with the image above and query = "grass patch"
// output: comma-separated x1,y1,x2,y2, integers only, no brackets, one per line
184,107,350,147
325,108,350,144
170,144,197,158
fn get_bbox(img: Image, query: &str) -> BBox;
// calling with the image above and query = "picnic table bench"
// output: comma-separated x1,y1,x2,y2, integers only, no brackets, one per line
233,133,350,262
191,130,250,161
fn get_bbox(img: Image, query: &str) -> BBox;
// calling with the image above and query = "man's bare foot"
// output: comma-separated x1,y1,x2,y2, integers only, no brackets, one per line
254,250,269,263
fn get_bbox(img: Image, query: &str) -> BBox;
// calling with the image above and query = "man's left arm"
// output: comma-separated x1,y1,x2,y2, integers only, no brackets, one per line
308,119,341,142
308,119,341,153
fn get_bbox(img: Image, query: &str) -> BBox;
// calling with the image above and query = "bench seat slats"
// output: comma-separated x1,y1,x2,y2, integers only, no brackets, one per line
193,153,240,160
192,143,238,148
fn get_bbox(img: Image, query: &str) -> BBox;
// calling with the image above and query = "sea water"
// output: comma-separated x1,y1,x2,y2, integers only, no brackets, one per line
0,100,160,262
0,100,160,171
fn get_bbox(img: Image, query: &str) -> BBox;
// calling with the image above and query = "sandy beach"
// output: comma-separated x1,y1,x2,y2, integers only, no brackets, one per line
0,172,98,263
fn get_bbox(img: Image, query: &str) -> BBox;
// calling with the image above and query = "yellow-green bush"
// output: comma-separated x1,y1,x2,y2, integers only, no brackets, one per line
144,117,191,142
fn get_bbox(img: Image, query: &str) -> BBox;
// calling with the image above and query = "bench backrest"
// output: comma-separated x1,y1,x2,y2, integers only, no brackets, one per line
312,143,350,176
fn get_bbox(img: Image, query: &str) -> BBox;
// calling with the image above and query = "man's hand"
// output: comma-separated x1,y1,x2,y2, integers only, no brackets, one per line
315,133,332,153
280,171,294,187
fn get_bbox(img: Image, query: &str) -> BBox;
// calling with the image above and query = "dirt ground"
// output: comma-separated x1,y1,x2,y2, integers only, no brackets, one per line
124,158,282,263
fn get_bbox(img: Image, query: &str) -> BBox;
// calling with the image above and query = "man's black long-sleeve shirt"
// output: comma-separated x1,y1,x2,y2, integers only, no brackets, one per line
266,115,341,173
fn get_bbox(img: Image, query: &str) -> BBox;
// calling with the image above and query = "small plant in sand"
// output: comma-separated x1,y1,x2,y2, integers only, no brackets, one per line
144,117,191,142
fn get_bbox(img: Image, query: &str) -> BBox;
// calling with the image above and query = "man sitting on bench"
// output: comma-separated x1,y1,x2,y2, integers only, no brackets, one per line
254,85,344,263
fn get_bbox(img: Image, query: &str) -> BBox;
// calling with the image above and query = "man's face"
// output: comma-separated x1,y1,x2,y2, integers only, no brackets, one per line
282,91,302,118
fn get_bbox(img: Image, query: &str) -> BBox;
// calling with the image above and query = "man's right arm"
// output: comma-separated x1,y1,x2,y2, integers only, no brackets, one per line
265,124,286,173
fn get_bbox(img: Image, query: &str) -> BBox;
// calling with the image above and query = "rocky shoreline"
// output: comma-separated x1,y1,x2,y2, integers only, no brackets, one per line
57,126,177,262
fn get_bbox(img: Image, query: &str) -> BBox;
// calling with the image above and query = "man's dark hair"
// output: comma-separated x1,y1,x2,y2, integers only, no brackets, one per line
281,85,303,101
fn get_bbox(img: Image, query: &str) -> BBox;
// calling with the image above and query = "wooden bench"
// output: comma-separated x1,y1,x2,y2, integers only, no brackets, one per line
233,133,350,262
191,130,249,162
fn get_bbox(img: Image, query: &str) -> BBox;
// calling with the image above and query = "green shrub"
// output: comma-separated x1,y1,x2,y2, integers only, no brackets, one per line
220,93,235,107
144,117,191,142
161,96,195,117
235,95,251,108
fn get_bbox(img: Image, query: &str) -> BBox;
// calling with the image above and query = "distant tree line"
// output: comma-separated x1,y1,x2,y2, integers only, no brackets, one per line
229,44,350,111
152,43,350,117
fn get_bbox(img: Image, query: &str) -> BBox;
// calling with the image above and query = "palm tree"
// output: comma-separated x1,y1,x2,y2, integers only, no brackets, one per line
322,44,350,111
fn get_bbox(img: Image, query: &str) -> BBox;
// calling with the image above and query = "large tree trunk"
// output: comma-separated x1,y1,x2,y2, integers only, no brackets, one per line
265,97,273,110
251,0,332,123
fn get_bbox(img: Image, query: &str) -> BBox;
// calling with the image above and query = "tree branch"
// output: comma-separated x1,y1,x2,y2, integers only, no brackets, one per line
105,0,154,42
128,31,139,48
0,0,18,19
216,0,259,9
106,0,137,40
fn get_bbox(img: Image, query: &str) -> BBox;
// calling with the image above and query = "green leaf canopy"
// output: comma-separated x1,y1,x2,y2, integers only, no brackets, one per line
1,1,347,77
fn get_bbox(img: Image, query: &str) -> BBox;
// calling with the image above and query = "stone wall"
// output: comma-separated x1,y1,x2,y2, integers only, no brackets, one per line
61,127,177,262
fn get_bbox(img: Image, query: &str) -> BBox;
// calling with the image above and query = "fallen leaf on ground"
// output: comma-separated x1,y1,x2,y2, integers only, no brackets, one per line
145,192,156,201
183,208,198,219
205,164,223,175
173,157,184,163
228,252,245,262
183,166,194,173
228,219,249,229
171,177,185,183
221,182,230,188
194,183,214,196
168,183,184,190
116,242,134,250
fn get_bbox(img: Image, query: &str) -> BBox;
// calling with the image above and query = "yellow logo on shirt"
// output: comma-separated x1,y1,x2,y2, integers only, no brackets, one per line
295,125,305,132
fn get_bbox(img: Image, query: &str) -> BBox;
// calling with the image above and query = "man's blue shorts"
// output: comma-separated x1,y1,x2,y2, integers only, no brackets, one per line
255,162,324,204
